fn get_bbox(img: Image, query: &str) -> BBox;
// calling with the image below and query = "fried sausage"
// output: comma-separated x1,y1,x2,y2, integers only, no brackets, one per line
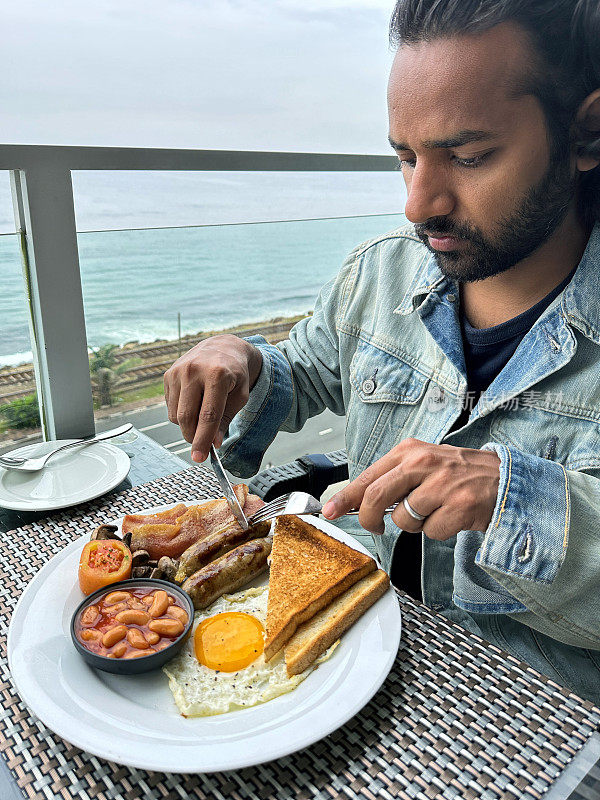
175,521,270,584
182,537,272,609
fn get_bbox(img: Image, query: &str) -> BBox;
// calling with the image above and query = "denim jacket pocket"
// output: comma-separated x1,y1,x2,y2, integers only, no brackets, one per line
347,339,430,469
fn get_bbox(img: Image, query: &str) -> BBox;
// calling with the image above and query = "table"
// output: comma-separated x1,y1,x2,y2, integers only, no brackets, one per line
1,432,599,800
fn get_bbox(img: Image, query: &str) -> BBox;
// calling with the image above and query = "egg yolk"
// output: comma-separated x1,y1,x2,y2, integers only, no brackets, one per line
194,612,264,672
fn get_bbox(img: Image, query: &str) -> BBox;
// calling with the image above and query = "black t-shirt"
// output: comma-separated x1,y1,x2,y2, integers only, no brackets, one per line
390,267,577,600
461,265,577,397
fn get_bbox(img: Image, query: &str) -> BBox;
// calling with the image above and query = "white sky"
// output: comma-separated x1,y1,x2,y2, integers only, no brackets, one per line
1,0,397,153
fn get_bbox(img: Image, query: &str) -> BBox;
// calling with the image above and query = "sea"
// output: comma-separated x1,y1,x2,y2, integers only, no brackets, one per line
0,170,407,367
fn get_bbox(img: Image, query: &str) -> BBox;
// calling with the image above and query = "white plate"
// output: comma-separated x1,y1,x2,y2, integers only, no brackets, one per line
0,440,131,511
8,501,401,773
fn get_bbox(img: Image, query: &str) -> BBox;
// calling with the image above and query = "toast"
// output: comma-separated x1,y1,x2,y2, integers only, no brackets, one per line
264,515,376,661
284,569,390,675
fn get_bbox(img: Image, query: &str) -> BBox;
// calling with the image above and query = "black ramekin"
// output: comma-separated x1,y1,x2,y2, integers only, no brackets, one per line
71,578,194,675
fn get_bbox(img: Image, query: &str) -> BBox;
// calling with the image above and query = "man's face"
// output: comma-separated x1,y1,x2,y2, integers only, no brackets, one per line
387,23,576,282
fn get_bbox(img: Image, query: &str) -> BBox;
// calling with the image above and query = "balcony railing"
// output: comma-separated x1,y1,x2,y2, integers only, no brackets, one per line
0,145,397,440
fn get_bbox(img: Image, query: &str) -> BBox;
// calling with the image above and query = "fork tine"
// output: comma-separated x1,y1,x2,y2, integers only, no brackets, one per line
250,500,289,522
263,494,291,512
248,494,291,524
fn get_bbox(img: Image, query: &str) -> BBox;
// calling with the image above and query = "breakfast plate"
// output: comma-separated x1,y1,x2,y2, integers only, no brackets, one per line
0,440,130,511
8,501,401,773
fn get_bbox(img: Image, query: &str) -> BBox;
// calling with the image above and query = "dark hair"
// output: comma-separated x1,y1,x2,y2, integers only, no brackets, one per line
390,0,600,225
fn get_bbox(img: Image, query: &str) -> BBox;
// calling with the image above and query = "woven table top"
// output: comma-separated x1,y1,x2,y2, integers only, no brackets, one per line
1,466,599,800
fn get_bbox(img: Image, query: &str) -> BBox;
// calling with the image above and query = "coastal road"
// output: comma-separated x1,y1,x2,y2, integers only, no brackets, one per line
1,401,347,482
96,401,347,477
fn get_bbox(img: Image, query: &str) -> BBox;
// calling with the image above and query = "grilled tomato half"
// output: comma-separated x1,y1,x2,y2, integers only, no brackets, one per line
78,539,132,595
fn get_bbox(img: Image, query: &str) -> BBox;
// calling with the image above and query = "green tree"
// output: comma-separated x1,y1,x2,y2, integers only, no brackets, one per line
89,345,140,407
0,393,41,430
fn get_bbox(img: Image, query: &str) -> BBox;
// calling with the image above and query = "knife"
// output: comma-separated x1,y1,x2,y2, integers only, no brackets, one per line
209,445,250,530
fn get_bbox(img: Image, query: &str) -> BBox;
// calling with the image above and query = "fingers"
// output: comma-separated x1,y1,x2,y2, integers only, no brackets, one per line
173,379,204,445
322,441,499,542
421,504,465,541
322,448,411,520
191,384,230,462
164,368,181,427
163,335,255,461
389,479,443,533
322,439,430,522
354,463,415,535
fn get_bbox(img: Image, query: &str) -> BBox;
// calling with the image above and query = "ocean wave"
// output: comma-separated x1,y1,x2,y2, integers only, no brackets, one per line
0,350,34,368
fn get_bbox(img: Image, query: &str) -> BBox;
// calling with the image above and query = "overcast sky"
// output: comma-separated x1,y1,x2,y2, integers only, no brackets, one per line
2,0,397,153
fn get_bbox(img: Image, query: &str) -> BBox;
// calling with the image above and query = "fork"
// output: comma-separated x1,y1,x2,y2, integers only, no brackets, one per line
0,423,134,472
247,490,399,526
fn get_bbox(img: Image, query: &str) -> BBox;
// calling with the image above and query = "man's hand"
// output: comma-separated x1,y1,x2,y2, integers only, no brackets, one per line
322,438,500,539
163,335,263,462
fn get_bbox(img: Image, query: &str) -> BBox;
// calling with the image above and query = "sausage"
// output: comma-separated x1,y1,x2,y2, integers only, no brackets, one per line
175,521,270,584
182,537,272,610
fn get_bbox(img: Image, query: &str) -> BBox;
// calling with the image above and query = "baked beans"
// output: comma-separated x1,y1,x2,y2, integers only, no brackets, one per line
75,587,189,660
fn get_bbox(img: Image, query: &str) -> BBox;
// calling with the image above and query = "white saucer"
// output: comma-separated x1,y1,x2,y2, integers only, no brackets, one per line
0,440,131,511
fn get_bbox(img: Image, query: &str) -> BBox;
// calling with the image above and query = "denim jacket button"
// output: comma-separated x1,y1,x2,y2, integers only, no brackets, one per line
362,378,376,395
447,293,456,303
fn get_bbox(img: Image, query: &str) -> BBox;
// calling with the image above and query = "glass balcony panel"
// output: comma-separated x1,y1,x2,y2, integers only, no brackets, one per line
71,171,406,230
0,230,43,449
76,212,405,462
0,171,14,234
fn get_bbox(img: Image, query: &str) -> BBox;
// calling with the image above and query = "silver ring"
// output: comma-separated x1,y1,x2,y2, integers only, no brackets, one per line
403,496,427,521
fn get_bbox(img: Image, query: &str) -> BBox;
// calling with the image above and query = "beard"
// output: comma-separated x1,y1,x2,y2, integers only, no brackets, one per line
413,156,576,282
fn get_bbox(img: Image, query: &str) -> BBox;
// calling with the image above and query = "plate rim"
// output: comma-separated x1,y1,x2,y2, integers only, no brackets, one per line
8,499,401,772
0,440,131,511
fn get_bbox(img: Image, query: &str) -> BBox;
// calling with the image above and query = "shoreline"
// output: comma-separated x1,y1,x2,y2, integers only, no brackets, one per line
0,313,308,404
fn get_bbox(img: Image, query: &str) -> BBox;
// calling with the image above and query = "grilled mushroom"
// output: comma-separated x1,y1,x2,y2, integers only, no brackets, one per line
157,556,179,582
90,524,120,541
131,550,150,569
132,566,153,578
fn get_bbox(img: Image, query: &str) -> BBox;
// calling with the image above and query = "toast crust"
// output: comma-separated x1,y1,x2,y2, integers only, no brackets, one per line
264,515,376,660
284,569,390,675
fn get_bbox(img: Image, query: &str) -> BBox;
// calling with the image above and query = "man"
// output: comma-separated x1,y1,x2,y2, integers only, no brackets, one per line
164,0,600,702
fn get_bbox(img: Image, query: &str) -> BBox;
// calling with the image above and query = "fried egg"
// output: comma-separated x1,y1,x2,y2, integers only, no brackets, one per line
164,586,334,717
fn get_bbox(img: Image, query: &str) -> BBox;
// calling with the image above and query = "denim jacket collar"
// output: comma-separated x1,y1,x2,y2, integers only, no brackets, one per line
394,246,447,316
395,222,600,343
561,222,600,346
392,223,600,423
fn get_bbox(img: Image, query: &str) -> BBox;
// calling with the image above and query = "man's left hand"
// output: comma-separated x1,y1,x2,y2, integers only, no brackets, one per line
321,439,501,540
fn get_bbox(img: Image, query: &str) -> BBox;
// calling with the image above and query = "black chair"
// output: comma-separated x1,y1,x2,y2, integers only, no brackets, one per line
248,449,349,501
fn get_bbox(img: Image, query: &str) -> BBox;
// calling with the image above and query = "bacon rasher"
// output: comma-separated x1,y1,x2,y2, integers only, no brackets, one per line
122,485,264,560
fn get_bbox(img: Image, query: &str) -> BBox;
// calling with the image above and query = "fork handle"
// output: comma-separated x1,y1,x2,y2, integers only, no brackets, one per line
41,424,133,462
345,503,399,515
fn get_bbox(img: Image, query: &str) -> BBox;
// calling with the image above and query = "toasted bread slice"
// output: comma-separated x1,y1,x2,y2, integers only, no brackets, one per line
284,569,390,675
264,515,376,661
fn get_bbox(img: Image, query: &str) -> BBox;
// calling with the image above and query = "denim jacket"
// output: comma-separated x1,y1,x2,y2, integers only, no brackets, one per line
221,220,600,704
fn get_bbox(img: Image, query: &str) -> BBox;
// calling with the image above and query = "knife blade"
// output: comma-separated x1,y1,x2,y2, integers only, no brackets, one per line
209,445,250,530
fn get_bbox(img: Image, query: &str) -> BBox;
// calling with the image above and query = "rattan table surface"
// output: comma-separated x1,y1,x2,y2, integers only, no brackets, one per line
1,464,599,800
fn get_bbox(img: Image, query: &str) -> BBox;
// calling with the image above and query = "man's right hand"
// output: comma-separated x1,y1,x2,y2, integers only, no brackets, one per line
163,334,263,463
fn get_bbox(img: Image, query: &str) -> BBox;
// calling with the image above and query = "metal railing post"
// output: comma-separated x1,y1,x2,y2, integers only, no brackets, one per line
10,167,95,440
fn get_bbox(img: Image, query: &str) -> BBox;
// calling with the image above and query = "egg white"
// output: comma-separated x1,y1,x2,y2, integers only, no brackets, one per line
164,586,333,717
